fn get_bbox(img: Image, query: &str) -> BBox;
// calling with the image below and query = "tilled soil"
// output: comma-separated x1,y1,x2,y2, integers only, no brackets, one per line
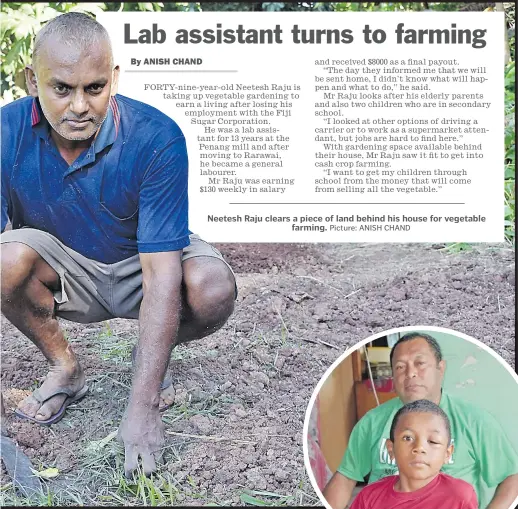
1,243,515,505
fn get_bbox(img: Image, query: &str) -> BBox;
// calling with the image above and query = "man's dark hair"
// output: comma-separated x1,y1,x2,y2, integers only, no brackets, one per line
389,399,451,444
389,332,443,367
33,12,113,68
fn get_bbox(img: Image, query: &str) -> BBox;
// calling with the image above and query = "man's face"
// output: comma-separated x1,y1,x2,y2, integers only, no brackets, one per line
386,412,453,483
26,36,119,142
391,338,445,404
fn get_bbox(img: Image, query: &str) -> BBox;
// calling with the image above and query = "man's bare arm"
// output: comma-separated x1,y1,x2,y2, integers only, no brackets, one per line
487,473,518,509
133,251,183,404
323,472,357,509
118,250,183,477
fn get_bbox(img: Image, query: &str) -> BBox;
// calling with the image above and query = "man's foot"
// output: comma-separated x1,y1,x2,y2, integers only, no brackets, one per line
16,362,86,424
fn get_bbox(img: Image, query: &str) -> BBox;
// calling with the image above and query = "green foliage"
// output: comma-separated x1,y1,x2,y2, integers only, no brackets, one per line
427,3,471,12
240,489,295,506
0,2,175,104
262,3,285,12
504,61,515,244
333,3,466,12
0,2,106,104
103,2,166,12
505,2,515,62
185,2,334,12
195,2,260,11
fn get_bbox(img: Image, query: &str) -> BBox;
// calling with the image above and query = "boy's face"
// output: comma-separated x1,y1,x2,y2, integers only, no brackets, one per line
386,411,453,483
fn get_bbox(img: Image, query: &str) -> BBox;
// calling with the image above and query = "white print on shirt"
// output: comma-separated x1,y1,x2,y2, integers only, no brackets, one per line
378,438,455,465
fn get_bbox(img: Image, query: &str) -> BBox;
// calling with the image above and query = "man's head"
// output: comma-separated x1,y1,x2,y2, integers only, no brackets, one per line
390,333,445,404
26,12,119,142
386,399,453,486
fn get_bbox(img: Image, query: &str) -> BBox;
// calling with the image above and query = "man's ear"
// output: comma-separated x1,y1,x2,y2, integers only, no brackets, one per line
444,443,454,465
25,66,39,97
386,439,395,461
110,65,120,96
438,359,446,377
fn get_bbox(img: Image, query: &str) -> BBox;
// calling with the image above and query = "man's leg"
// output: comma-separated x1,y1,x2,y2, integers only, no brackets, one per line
154,255,235,408
2,232,236,420
1,242,85,422
178,256,236,343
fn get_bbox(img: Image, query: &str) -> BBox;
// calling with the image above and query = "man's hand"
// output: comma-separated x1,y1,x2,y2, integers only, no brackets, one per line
118,403,165,477
121,250,183,477
323,472,357,509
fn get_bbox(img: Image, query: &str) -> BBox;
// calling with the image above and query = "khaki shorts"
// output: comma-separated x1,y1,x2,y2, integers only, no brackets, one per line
1,228,235,323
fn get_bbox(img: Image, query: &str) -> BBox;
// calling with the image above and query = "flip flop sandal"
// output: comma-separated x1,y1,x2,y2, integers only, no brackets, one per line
14,385,89,426
131,347,174,412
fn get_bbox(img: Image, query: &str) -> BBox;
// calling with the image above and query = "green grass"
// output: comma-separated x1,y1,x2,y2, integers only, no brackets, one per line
89,321,198,368
238,479,321,506
93,322,135,365
440,242,473,253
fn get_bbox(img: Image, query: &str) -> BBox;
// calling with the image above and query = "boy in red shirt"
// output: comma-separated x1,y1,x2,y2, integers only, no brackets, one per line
350,399,478,509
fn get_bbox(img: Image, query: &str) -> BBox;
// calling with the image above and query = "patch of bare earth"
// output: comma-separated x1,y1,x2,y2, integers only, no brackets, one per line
1,243,515,504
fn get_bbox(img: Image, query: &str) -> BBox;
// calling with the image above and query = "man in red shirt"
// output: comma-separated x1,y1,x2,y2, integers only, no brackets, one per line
350,399,477,509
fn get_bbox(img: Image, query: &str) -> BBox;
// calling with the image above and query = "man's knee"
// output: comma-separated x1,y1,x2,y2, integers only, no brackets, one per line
1,242,58,301
1,242,39,298
183,257,235,323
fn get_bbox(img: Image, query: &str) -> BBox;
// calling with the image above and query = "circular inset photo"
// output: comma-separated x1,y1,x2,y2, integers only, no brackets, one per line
303,326,518,509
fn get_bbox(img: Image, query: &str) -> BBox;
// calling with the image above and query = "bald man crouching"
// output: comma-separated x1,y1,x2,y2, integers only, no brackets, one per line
1,12,236,477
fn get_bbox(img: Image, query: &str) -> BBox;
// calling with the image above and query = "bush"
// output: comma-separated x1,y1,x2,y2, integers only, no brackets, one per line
504,61,515,244
0,2,168,105
0,2,106,105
